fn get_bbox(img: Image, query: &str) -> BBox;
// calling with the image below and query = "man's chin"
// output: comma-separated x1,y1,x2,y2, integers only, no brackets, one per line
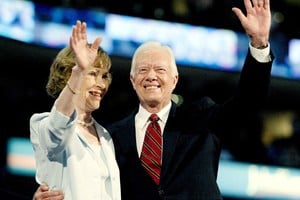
144,99,160,107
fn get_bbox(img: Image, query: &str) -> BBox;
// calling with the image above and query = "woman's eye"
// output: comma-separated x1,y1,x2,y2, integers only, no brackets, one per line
102,74,109,79
89,71,97,76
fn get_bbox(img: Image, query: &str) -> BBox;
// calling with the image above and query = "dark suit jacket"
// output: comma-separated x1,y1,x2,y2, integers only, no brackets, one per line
108,50,274,200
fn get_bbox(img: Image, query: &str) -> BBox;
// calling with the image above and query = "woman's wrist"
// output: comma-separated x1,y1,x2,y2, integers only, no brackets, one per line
66,82,79,94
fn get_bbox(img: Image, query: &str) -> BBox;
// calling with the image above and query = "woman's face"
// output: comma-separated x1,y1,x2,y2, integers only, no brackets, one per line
76,66,111,113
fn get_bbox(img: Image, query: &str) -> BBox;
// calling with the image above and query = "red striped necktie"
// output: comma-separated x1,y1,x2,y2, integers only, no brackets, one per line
140,114,162,185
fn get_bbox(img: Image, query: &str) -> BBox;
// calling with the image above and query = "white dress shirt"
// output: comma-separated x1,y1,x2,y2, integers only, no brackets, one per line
135,102,171,157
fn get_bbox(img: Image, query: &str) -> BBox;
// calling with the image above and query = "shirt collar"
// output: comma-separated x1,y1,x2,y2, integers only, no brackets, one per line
136,101,172,127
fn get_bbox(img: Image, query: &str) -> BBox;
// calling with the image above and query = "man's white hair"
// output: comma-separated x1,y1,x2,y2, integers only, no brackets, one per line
130,41,178,77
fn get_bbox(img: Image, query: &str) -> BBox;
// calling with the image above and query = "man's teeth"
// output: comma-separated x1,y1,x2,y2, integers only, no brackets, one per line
148,86,157,88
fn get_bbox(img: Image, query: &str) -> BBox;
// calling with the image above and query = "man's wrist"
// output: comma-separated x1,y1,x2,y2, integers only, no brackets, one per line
250,42,269,49
256,43,269,49
249,42,271,63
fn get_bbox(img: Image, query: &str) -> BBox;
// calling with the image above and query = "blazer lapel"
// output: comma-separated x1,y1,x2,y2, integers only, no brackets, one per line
161,102,181,183
114,112,139,157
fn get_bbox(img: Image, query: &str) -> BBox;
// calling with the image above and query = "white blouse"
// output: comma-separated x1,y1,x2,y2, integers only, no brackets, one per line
30,106,121,200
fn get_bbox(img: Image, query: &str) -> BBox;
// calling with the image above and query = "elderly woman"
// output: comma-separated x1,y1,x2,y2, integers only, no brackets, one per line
30,20,121,200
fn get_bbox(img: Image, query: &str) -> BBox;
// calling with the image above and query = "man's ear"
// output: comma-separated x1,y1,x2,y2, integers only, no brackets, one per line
130,75,136,90
173,75,179,90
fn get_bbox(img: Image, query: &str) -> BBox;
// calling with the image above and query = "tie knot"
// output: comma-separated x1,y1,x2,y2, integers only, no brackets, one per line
149,114,159,122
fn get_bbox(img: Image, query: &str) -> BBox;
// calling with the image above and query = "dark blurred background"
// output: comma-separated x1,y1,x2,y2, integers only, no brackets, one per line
31,0,300,39
1,0,300,199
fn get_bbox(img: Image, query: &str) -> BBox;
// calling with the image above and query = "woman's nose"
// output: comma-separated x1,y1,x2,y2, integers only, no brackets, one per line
96,76,106,87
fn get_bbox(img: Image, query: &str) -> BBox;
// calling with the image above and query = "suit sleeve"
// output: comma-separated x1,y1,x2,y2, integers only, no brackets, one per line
210,49,274,138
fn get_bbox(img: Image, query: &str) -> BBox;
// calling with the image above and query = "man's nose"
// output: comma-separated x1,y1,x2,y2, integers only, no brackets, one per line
146,68,157,79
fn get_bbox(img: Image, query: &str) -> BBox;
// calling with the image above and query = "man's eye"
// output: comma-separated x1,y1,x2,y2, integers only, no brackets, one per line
156,68,166,73
138,68,148,73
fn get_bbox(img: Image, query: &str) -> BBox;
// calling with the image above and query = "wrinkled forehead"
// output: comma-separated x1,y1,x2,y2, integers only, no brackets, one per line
135,48,171,67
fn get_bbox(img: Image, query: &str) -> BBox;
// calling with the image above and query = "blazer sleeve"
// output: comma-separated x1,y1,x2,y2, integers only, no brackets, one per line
208,49,274,138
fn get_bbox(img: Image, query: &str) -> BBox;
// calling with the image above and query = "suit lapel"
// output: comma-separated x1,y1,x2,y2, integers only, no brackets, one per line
161,102,181,182
115,112,139,157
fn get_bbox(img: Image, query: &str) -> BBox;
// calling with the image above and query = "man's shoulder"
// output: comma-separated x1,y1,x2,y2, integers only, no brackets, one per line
107,114,133,132
176,96,216,114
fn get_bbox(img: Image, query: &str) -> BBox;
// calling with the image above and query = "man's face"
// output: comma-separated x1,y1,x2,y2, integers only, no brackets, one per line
130,48,178,111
